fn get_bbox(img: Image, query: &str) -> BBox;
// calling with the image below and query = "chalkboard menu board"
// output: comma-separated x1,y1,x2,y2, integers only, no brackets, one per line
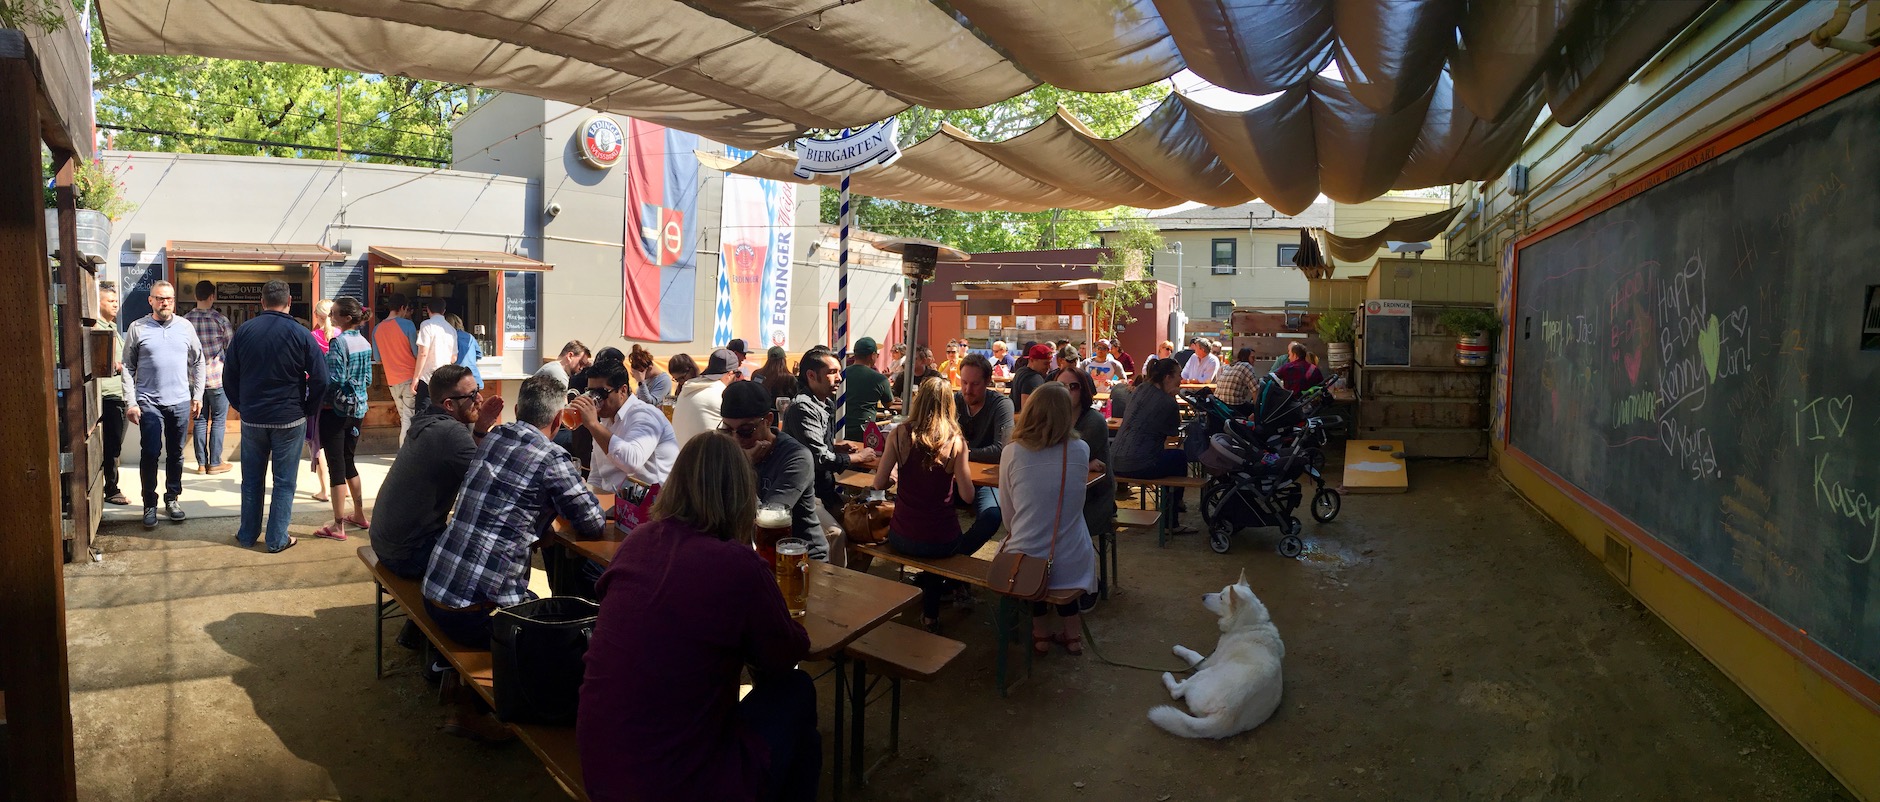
118,254,161,325
504,271,538,357
1361,299,1411,366
321,258,368,304
1510,76,1880,689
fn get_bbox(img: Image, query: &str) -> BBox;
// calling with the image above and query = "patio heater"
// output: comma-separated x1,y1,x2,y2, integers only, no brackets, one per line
879,238,970,403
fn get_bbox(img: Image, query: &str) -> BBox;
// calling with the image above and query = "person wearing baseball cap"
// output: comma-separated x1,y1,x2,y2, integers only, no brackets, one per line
672,348,740,445
1010,342,1055,412
842,337,892,441
718,380,826,561
724,338,753,379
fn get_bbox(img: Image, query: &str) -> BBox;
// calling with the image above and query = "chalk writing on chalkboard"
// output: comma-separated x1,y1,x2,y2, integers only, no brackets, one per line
1362,299,1411,367
1510,77,1880,687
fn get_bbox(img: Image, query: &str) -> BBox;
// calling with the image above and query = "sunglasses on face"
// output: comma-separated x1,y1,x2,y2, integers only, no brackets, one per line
719,421,763,438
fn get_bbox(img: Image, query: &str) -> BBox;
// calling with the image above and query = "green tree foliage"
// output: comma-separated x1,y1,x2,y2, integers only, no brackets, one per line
0,0,69,31
1093,217,1164,339
821,83,1171,252
90,12,468,167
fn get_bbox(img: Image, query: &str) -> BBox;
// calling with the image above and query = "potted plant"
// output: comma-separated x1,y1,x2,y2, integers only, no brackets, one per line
43,157,135,265
1316,310,1355,373
1438,307,1501,367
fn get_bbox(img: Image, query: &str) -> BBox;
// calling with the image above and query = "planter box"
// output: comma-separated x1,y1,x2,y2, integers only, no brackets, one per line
44,209,112,266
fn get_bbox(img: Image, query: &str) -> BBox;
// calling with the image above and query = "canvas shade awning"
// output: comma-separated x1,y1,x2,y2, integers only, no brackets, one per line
99,0,1713,213
368,246,552,271
166,241,343,262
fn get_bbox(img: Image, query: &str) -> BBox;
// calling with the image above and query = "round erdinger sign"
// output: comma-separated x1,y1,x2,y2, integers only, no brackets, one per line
578,115,624,169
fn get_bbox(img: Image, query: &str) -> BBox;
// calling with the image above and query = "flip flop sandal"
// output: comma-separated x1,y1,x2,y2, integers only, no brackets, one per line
313,523,348,541
1033,633,1054,656
105,493,130,505
1057,633,1085,656
343,514,371,529
268,537,299,554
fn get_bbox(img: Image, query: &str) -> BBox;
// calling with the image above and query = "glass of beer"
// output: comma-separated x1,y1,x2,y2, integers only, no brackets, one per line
560,393,584,430
774,537,810,618
754,503,791,567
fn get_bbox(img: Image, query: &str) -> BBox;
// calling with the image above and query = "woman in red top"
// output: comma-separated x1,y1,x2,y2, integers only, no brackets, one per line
578,433,818,802
874,376,977,631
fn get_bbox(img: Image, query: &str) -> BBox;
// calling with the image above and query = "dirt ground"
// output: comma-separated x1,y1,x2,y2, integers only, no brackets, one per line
65,461,1853,801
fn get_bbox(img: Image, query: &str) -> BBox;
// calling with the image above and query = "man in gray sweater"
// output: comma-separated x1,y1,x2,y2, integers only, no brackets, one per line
953,354,1012,547
122,280,204,529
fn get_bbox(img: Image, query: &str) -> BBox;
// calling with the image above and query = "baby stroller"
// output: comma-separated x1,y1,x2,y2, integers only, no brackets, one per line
1197,430,1309,556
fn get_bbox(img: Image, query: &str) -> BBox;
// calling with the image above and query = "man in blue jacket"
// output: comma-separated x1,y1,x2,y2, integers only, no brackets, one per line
224,280,329,553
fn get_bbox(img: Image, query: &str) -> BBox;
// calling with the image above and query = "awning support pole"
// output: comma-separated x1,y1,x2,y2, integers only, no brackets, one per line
833,171,852,437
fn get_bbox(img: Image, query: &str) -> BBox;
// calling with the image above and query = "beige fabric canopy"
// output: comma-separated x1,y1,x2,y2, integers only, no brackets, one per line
99,0,1712,212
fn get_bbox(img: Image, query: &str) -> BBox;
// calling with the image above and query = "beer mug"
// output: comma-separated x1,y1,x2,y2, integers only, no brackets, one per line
754,503,792,568
774,537,810,618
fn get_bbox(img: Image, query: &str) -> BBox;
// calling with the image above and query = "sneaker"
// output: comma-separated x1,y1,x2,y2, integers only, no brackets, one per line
206,464,233,475
165,500,187,522
142,507,158,528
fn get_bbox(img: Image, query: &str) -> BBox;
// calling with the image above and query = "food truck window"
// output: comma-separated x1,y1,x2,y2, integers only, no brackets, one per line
172,263,316,328
372,267,501,358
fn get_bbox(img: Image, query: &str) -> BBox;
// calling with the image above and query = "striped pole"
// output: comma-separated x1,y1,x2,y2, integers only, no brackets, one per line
833,170,852,438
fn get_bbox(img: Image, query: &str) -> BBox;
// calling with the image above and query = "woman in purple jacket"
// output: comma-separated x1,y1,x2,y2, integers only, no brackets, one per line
577,432,818,802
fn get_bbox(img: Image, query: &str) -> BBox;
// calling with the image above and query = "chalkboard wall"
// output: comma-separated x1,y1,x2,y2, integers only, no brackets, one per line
1511,79,1879,686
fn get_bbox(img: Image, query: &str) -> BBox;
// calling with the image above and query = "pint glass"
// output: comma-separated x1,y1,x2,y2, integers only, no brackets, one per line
755,503,792,567
775,538,809,618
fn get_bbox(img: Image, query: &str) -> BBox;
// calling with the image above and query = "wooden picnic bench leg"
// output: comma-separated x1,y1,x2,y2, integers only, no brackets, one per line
831,655,847,802
1105,530,1118,598
373,581,386,679
1156,487,1169,548
995,596,1012,697
849,657,868,789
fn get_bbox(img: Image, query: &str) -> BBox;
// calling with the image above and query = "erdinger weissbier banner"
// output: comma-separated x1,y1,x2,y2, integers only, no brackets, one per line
715,151,796,349
622,120,701,342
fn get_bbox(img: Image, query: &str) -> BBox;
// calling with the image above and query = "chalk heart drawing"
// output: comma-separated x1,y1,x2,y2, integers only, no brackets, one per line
1698,315,1722,383
1827,395,1853,437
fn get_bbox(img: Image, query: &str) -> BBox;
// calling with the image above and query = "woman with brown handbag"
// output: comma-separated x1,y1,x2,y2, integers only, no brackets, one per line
996,382,1099,655
871,376,978,632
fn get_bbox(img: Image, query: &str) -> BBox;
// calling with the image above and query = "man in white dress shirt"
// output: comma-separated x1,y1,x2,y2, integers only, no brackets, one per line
570,356,678,490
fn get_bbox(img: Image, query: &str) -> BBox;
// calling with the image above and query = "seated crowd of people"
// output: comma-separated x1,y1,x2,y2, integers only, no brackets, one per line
365,332,1328,802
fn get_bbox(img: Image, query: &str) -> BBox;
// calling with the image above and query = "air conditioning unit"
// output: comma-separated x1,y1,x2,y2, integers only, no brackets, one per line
1507,164,1531,197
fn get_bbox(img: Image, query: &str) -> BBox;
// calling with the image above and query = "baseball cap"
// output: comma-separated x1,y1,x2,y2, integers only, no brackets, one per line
854,337,879,357
703,348,739,377
1096,339,1111,348
720,380,773,419
726,338,748,356
1025,343,1054,361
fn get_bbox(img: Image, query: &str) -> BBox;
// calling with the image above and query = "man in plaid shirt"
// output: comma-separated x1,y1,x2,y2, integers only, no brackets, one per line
185,281,234,473
1213,346,1261,406
422,374,607,648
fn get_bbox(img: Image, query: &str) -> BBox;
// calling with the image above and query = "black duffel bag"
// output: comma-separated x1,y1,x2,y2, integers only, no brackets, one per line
490,596,600,725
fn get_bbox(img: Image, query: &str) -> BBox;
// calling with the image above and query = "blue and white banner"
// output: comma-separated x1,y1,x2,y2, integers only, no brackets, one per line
716,148,797,349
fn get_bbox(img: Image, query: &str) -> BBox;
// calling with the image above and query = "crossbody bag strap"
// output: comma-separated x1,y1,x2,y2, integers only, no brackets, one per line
1045,441,1066,567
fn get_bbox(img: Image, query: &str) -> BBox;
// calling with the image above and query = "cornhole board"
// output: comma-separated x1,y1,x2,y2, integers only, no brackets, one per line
1342,440,1407,493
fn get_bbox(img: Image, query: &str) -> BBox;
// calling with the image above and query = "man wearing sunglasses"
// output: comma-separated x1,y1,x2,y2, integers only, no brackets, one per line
372,365,504,580
570,358,677,492
720,381,825,562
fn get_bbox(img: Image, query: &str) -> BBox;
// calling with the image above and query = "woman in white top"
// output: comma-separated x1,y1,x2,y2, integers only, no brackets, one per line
997,382,1099,656
1181,339,1222,383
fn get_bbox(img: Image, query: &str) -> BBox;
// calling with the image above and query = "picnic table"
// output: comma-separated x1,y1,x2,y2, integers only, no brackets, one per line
835,463,1103,494
545,500,919,799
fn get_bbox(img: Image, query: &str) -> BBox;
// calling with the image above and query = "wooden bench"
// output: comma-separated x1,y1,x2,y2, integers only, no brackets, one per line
850,542,1081,696
356,546,588,801
1115,474,1208,546
843,622,965,782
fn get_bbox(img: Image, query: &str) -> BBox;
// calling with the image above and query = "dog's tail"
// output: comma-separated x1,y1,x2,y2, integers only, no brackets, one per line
1148,705,1232,739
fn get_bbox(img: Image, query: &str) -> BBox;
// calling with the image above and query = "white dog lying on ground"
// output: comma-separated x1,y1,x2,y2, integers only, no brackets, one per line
1149,570,1285,739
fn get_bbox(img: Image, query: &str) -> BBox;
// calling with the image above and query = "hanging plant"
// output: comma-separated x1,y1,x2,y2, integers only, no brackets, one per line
42,157,138,220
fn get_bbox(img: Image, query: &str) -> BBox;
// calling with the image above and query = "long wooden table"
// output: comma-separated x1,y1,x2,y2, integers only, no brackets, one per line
544,508,917,799
835,462,1104,493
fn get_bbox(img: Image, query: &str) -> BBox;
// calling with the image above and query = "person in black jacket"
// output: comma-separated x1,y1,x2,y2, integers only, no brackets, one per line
722,381,826,561
783,349,876,517
223,280,328,553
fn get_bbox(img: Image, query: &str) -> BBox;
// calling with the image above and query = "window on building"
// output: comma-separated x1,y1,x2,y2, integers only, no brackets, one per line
1211,301,1235,319
1277,243,1301,268
1211,238,1236,275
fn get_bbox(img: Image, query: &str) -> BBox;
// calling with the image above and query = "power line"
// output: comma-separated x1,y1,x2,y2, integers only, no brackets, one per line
99,123,449,165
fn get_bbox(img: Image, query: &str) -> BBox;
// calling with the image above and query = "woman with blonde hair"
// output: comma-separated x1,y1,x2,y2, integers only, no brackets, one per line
872,376,977,631
998,383,1099,655
307,299,338,502
579,431,819,801
630,344,672,405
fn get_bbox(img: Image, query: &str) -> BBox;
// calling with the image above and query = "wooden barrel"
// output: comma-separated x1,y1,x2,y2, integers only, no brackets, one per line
1456,335,1490,366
